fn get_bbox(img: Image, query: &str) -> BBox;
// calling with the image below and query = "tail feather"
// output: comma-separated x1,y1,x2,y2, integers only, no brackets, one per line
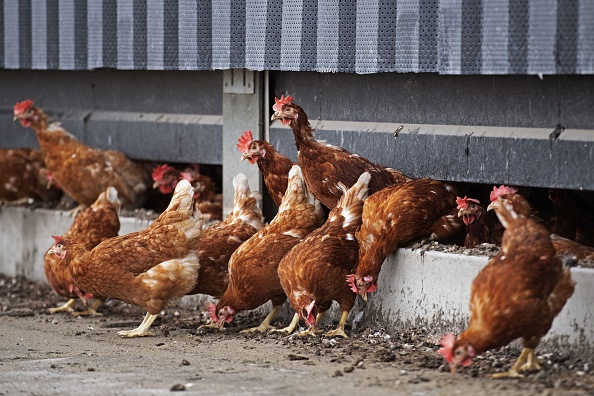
336,172,371,228
277,165,320,214
232,173,262,212
92,186,121,211
156,179,202,240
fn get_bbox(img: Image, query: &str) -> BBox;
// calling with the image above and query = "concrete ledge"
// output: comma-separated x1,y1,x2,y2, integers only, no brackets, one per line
1,207,592,352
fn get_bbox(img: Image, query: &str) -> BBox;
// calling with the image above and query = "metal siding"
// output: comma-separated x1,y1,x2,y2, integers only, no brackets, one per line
18,0,32,69
280,0,303,70
74,0,87,69
316,0,339,72
163,0,178,69
4,0,19,69
355,0,379,74
133,0,147,69
31,0,48,69
87,0,102,69
178,0,198,70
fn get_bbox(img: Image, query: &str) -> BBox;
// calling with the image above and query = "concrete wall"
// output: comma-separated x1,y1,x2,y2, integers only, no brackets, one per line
1,206,591,354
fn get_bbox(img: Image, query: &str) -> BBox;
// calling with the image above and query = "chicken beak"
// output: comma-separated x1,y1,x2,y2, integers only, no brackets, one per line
486,202,497,212
152,181,161,189
240,153,249,161
217,320,225,331
457,208,465,218
449,363,458,374
360,291,368,302
270,112,281,121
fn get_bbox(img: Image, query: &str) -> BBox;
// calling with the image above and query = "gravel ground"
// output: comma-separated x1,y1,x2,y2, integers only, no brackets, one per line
1,275,592,396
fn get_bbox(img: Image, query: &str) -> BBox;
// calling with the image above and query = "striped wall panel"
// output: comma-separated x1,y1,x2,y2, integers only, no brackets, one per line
1,0,593,74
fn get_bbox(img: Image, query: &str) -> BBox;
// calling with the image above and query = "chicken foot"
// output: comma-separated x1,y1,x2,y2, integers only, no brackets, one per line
270,313,300,334
72,299,103,317
197,319,219,330
296,313,326,337
240,305,282,333
48,298,76,314
324,311,349,338
491,348,537,379
117,312,158,338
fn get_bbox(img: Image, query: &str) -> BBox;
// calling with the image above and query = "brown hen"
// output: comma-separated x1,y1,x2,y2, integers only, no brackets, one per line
270,95,409,209
348,178,464,300
277,172,371,338
44,186,121,315
209,165,324,332
439,200,575,378
14,99,149,213
0,147,61,205
187,173,265,300
237,130,295,208
456,196,501,248
48,179,202,337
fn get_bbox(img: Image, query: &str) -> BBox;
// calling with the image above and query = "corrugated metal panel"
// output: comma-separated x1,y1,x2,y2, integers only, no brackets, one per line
1,0,592,74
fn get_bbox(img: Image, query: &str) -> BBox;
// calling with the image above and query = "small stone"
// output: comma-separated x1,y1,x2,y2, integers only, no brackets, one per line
50,364,56,369
87,368,95,372
170,384,185,391
333,370,343,377
344,366,354,373
399,370,407,375
576,371,585,376
181,359,190,366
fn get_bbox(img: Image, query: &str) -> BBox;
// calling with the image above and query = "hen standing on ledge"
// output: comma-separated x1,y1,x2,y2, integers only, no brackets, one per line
270,95,409,209
14,99,148,214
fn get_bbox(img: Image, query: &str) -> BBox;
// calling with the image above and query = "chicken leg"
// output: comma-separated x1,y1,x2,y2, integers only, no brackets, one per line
240,305,281,333
491,348,534,379
324,310,349,338
117,312,158,338
73,299,103,317
197,319,219,330
270,313,300,334
296,313,325,337
48,298,76,314
519,348,541,372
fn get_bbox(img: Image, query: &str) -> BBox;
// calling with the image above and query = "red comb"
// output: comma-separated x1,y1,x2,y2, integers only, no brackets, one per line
455,196,481,210
14,99,34,115
489,185,518,202
272,95,294,112
51,235,63,243
438,332,456,363
151,164,175,182
237,130,253,153
207,303,218,322
346,274,359,294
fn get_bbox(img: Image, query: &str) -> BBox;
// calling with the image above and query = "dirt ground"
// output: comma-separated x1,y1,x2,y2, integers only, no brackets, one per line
0,276,592,396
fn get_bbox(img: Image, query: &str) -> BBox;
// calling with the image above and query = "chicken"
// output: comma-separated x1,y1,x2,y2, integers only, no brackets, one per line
270,95,409,209
347,178,465,300
487,185,541,224
456,196,500,248
486,185,594,260
549,234,594,261
0,148,61,205
47,179,202,337
44,186,121,315
152,163,222,221
187,173,265,300
549,188,594,247
14,99,149,213
236,130,295,207
208,165,324,332
438,199,575,378
277,172,371,338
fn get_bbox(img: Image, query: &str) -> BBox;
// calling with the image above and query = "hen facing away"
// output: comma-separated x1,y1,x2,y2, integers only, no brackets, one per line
48,180,202,337
439,200,575,378
45,186,121,316
237,130,295,208
0,148,61,205
348,178,465,300
277,172,371,338
152,163,222,221
14,100,149,213
270,95,409,209
209,165,324,333
187,173,265,302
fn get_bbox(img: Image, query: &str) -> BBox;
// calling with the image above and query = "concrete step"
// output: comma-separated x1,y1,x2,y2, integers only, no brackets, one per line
0,206,591,353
